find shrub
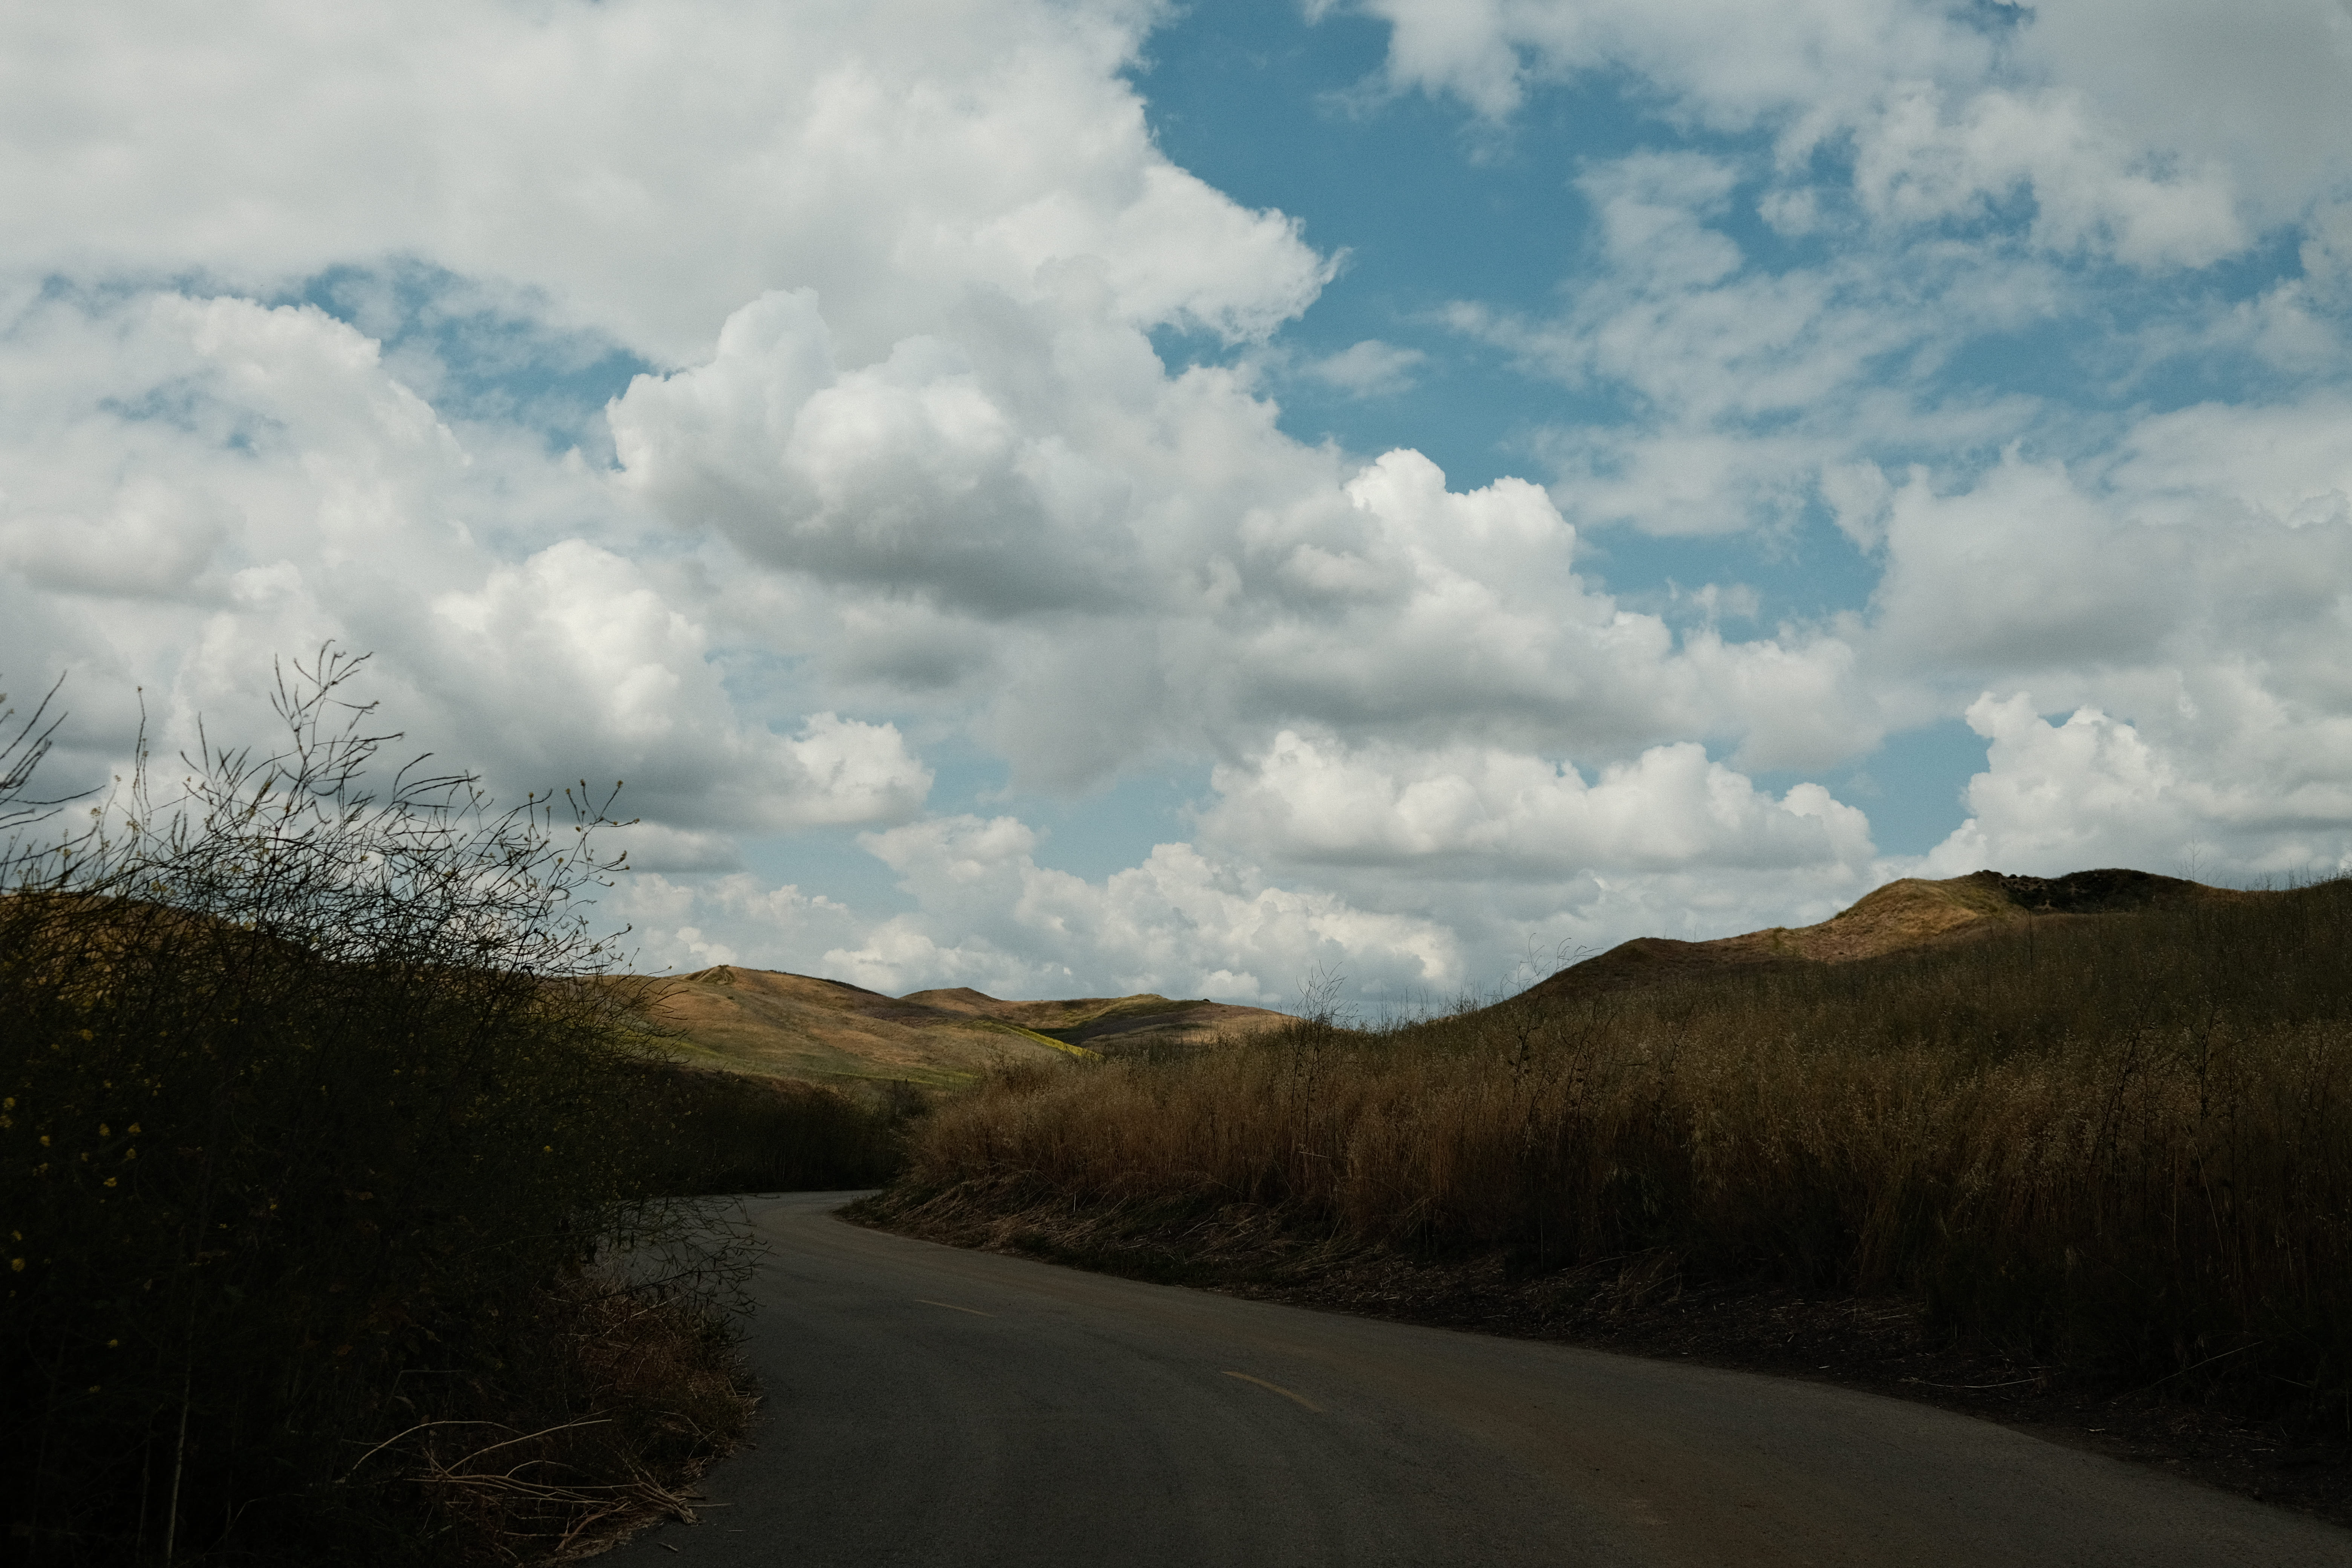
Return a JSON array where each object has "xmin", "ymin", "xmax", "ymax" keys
[
  {"xmin": 0, "ymin": 651, "xmax": 754, "ymax": 1563},
  {"xmin": 625, "ymin": 1062, "xmax": 912, "ymax": 1195}
]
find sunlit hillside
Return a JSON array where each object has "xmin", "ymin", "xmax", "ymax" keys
[
  {"xmin": 636, "ymin": 965, "xmax": 1290, "ymax": 1087},
  {"xmin": 1522, "ymin": 868, "xmax": 2245, "ymax": 1003}
]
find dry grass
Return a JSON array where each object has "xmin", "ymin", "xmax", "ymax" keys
[
  {"xmin": 891, "ymin": 877, "xmax": 2352, "ymax": 1423},
  {"xmin": 377, "ymin": 1271, "xmax": 756, "ymax": 1564}
]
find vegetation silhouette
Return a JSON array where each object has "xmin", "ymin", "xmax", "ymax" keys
[{"xmin": 0, "ymin": 650, "xmax": 897, "ymax": 1564}]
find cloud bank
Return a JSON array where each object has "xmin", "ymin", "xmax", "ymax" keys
[{"xmin": 4, "ymin": 0, "xmax": 2350, "ymax": 1003}]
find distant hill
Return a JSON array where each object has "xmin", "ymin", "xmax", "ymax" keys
[
  {"xmin": 1520, "ymin": 868, "xmax": 2255, "ymax": 1007},
  {"xmin": 634, "ymin": 965, "xmax": 1290, "ymax": 1087},
  {"xmin": 633, "ymin": 870, "xmax": 2250, "ymax": 1082}
]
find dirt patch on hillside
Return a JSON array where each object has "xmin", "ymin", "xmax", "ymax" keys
[{"xmin": 851, "ymin": 1190, "xmax": 2352, "ymax": 1531}]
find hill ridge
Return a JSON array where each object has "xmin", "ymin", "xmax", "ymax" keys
[
  {"xmin": 638, "ymin": 965, "xmax": 1288, "ymax": 1087},
  {"xmin": 1521, "ymin": 868, "xmax": 2249, "ymax": 1006}
]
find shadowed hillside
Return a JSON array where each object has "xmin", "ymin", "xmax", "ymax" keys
[
  {"xmin": 639, "ymin": 965, "xmax": 1289, "ymax": 1087},
  {"xmin": 1521, "ymin": 868, "xmax": 2247, "ymax": 1006}
]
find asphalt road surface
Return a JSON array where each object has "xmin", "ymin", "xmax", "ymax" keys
[{"xmin": 607, "ymin": 1193, "xmax": 2352, "ymax": 1567}]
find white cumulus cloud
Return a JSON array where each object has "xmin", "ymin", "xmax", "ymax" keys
[
  {"xmin": 814, "ymin": 815, "xmax": 1461, "ymax": 1004},
  {"xmin": 1203, "ymin": 731, "xmax": 1876, "ymax": 877},
  {"xmin": 1924, "ymin": 692, "xmax": 2352, "ymax": 879}
]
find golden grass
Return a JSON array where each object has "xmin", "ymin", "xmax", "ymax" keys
[
  {"xmin": 896, "ymin": 877, "xmax": 2352, "ymax": 1415},
  {"xmin": 627, "ymin": 965, "xmax": 1286, "ymax": 1087},
  {"xmin": 386, "ymin": 1271, "xmax": 755, "ymax": 1565}
]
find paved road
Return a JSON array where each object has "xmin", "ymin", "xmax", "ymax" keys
[{"xmin": 608, "ymin": 1193, "xmax": 2352, "ymax": 1567}]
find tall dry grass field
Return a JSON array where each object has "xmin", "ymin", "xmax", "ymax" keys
[{"xmin": 901, "ymin": 881, "xmax": 2352, "ymax": 1419}]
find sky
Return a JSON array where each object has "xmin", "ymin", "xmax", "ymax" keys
[{"xmin": 5, "ymin": 0, "xmax": 2352, "ymax": 1005}]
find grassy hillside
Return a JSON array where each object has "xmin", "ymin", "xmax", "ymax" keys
[
  {"xmin": 633, "ymin": 965, "xmax": 1288, "ymax": 1087},
  {"xmin": 865, "ymin": 869, "xmax": 2352, "ymax": 1431},
  {"xmin": 1522, "ymin": 868, "xmax": 2242, "ymax": 1001}
]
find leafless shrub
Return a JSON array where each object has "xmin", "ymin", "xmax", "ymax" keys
[{"xmin": 1, "ymin": 649, "xmax": 764, "ymax": 1564}]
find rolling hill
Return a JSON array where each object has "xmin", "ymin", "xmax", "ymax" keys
[
  {"xmin": 1521, "ymin": 867, "xmax": 2251, "ymax": 1006},
  {"xmin": 634, "ymin": 965, "xmax": 1290, "ymax": 1087},
  {"xmin": 627, "ymin": 870, "xmax": 2255, "ymax": 1086}
]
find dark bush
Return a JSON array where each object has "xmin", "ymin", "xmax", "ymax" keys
[
  {"xmin": 626, "ymin": 1062, "xmax": 911, "ymax": 1194},
  {"xmin": 0, "ymin": 652, "xmax": 776, "ymax": 1563}
]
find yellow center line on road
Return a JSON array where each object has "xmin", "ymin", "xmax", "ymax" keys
[
  {"xmin": 917, "ymin": 1298, "xmax": 995, "ymax": 1317},
  {"xmin": 1222, "ymin": 1370, "xmax": 1323, "ymax": 1413}
]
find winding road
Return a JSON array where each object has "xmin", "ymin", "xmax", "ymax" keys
[{"xmin": 607, "ymin": 1193, "xmax": 2352, "ymax": 1566}]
